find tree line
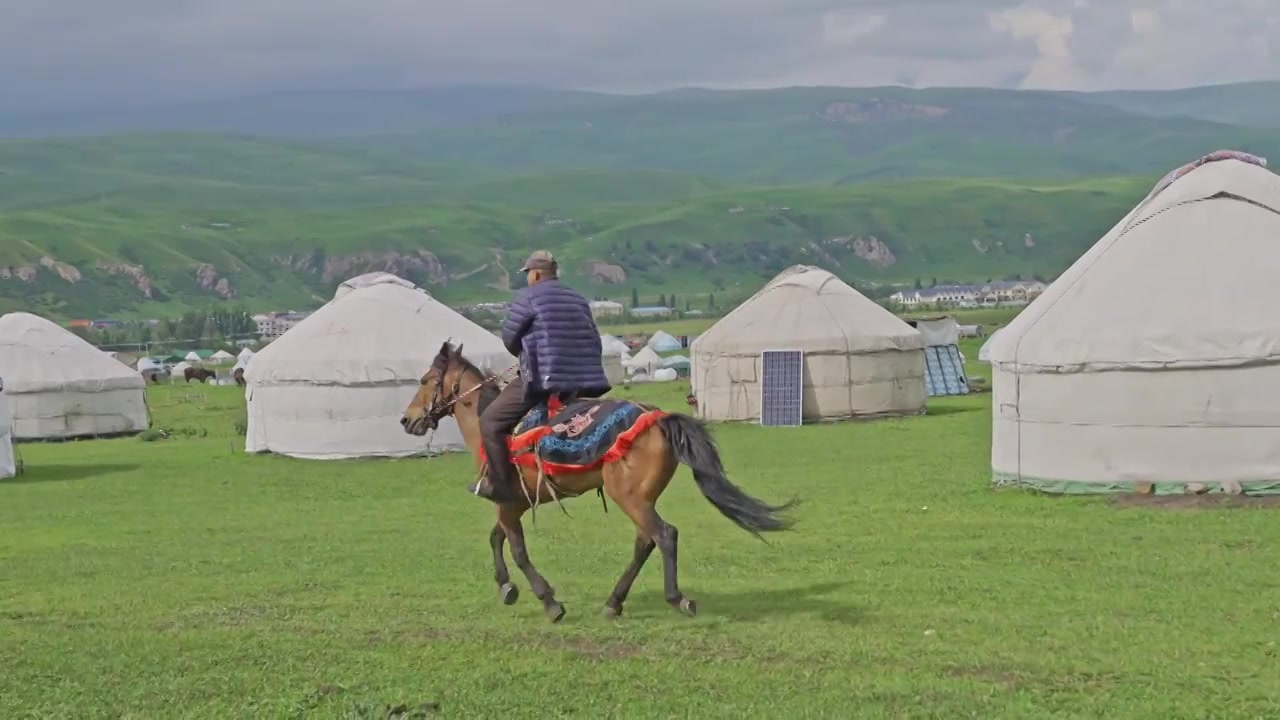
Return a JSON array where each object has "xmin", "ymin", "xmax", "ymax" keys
[{"xmin": 68, "ymin": 308, "xmax": 259, "ymax": 354}]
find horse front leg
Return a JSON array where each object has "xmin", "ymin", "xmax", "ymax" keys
[
  {"xmin": 498, "ymin": 504, "xmax": 566, "ymax": 623},
  {"xmin": 489, "ymin": 523, "xmax": 519, "ymax": 606}
]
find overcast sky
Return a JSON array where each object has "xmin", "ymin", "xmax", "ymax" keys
[{"xmin": 3, "ymin": 0, "xmax": 1277, "ymax": 113}]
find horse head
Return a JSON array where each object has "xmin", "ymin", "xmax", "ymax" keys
[{"xmin": 401, "ymin": 340, "xmax": 467, "ymax": 436}]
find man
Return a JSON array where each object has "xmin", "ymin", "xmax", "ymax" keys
[{"xmin": 473, "ymin": 250, "xmax": 611, "ymax": 503}]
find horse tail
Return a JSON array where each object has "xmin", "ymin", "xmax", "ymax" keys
[{"xmin": 657, "ymin": 413, "xmax": 796, "ymax": 538}]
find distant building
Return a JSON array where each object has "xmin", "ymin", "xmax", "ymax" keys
[
  {"xmin": 630, "ymin": 306, "xmax": 674, "ymax": 318},
  {"xmin": 589, "ymin": 300, "xmax": 625, "ymax": 317},
  {"xmin": 253, "ymin": 311, "xmax": 310, "ymax": 341},
  {"xmin": 889, "ymin": 280, "xmax": 1047, "ymax": 309}
]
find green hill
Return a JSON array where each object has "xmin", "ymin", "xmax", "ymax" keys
[
  {"xmin": 1080, "ymin": 81, "xmax": 1280, "ymax": 127},
  {"xmin": 0, "ymin": 175, "xmax": 1153, "ymax": 318},
  {"xmin": 2, "ymin": 84, "xmax": 1277, "ymax": 204},
  {"xmin": 1, "ymin": 81, "xmax": 1273, "ymax": 319}
]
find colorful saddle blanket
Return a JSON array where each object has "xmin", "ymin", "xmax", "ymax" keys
[{"xmin": 502, "ymin": 398, "xmax": 666, "ymax": 475}]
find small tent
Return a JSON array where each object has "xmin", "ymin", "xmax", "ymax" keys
[
  {"xmin": 691, "ymin": 265, "xmax": 925, "ymax": 422},
  {"xmin": 245, "ymin": 276, "xmax": 515, "ymax": 459},
  {"xmin": 0, "ymin": 312, "xmax": 149, "ymax": 439},
  {"xmin": 647, "ymin": 330, "xmax": 682, "ymax": 352},
  {"xmin": 237, "ymin": 347, "xmax": 255, "ymax": 363},
  {"xmin": 906, "ymin": 316, "xmax": 969, "ymax": 396},
  {"xmin": 626, "ymin": 346, "xmax": 664, "ymax": 375},
  {"xmin": 184, "ymin": 351, "xmax": 201, "ymax": 362},
  {"xmin": 989, "ymin": 151, "xmax": 1280, "ymax": 494},
  {"xmin": 210, "ymin": 350, "xmax": 235, "ymax": 363},
  {"xmin": 600, "ymin": 334, "xmax": 631, "ymax": 356},
  {"xmin": 0, "ymin": 376, "xmax": 14, "ymax": 478}
]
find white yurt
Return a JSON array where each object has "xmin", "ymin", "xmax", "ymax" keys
[
  {"xmin": 136, "ymin": 357, "xmax": 169, "ymax": 383},
  {"xmin": 0, "ymin": 312, "xmax": 149, "ymax": 439},
  {"xmin": 210, "ymin": 350, "xmax": 235, "ymax": 363},
  {"xmin": 170, "ymin": 361, "xmax": 192, "ymax": 380},
  {"xmin": 647, "ymin": 330, "xmax": 682, "ymax": 352},
  {"xmin": 183, "ymin": 351, "xmax": 201, "ymax": 363},
  {"xmin": 691, "ymin": 265, "xmax": 926, "ymax": 422},
  {"xmin": 236, "ymin": 347, "xmax": 255, "ymax": 364},
  {"xmin": 989, "ymin": 151, "xmax": 1280, "ymax": 494},
  {"xmin": 599, "ymin": 336, "xmax": 627, "ymax": 386},
  {"xmin": 626, "ymin": 346, "xmax": 664, "ymax": 376},
  {"xmin": 244, "ymin": 276, "xmax": 515, "ymax": 459},
  {"xmin": 600, "ymin": 334, "xmax": 631, "ymax": 356},
  {"xmin": 0, "ymin": 375, "xmax": 14, "ymax": 478},
  {"xmin": 977, "ymin": 328, "xmax": 1004, "ymax": 364},
  {"xmin": 334, "ymin": 271, "xmax": 417, "ymax": 299}
]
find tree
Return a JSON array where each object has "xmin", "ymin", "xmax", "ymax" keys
[
  {"xmin": 930, "ymin": 277, "xmax": 938, "ymax": 287},
  {"xmin": 658, "ymin": 293, "xmax": 667, "ymax": 307},
  {"xmin": 630, "ymin": 287, "xmax": 639, "ymax": 307},
  {"xmin": 913, "ymin": 278, "xmax": 923, "ymax": 290},
  {"xmin": 669, "ymin": 292, "xmax": 677, "ymax": 309},
  {"xmin": 707, "ymin": 292, "xmax": 716, "ymax": 309},
  {"xmin": 685, "ymin": 300, "xmax": 691, "ymax": 311}
]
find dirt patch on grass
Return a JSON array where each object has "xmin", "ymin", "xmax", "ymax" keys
[
  {"xmin": 545, "ymin": 635, "xmax": 644, "ymax": 660},
  {"xmin": 1111, "ymin": 494, "xmax": 1280, "ymax": 510}
]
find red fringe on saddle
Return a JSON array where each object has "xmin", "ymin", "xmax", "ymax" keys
[{"xmin": 480, "ymin": 405, "xmax": 668, "ymax": 476}]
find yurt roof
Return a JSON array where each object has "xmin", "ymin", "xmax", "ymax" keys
[
  {"xmin": 334, "ymin": 272, "xmax": 419, "ymax": 299},
  {"xmin": 989, "ymin": 155, "xmax": 1280, "ymax": 372},
  {"xmin": 692, "ymin": 265, "xmax": 923, "ymax": 356},
  {"xmin": 0, "ymin": 312, "xmax": 147, "ymax": 394},
  {"xmin": 248, "ymin": 281, "xmax": 514, "ymax": 385}
]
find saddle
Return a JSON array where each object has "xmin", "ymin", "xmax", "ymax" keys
[{"xmin": 499, "ymin": 397, "xmax": 666, "ymax": 475}]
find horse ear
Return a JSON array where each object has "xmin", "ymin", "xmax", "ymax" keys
[
  {"xmin": 438, "ymin": 340, "xmax": 452, "ymax": 359},
  {"xmin": 452, "ymin": 343, "xmax": 464, "ymax": 359}
]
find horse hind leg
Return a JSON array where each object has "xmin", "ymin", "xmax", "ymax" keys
[
  {"xmin": 498, "ymin": 504, "xmax": 566, "ymax": 623},
  {"xmin": 603, "ymin": 437, "xmax": 695, "ymax": 618}
]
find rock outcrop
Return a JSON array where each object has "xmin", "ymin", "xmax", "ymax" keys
[
  {"xmin": 585, "ymin": 260, "xmax": 627, "ymax": 284},
  {"xmin": 195, "ymin": 263, "xmax": 236, "ymax": 299},
  {"xmin": 98, "ymin": 262, "xmax": 154, "ymax": 298}
]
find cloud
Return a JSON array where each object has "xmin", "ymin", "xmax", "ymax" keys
[{"xmin": 0, "ymin": 0, "xmax": 1276, "ymax": 114}]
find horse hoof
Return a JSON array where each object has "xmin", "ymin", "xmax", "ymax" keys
[
  {"xmin": 498, "ymin": 582, "xmax": 520, "ymax": 606},
  {"xmin": 678, "ymin": 598, "xmax": 697, "ymax": 617},
  {"xmin": 601, "ymin": 604, "xmax": 622, "ymax": 619},
  {"xmin": 546, "ymin": 602, "xmax": 566, "ymax": 623}
]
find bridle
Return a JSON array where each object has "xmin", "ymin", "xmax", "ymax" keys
[{"xmin": 423, "ymin": 363, "xmax": 515, "ymax": 427}]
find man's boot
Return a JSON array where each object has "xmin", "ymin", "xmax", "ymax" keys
[{"xmin": 471, "ymin": 441, "xmax": 518, "ymax": 503}]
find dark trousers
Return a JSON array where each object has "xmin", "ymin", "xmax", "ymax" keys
[{"xmin": 479, "ymin": 376, "xmax": 538, "ymax": 489}]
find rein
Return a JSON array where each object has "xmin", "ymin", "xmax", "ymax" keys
[{"xmin": 431, "ymin": 364, "xmax": 516, "ymax": 417}]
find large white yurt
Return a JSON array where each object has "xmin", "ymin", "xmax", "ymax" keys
[
  {"xmin": 0, "ymin": 312, "xmax": 149, "ymax": 439},
  {"xmin": 244, "ymin": 276, "xmax": 515, "ymax": 459},
  {"xmin": 691, "ymin": 265, "xmax": 926, "ymax": 422},
  {"xmin": 1, "ymin": 375, "xmax": 14, "ymax": 478},
  {"xmin": 989, "ymin": 151, "xmax": 1280, "ymax": 494}
]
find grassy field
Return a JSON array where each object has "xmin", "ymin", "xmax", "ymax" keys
[{"xmin": 4, "ymin": 348, "xmax": 1279, "ymax": 717}]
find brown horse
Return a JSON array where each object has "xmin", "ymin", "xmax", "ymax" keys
[
  {"xmin": 400, "ymin": 341, "xmax": 795, "ymax": 622},
  {"xmin": 184, "ymin": 366, "xmax": 216, "ymax": 383},
  {"xmin": 233, "ymin": 367, "xmax": 245, "ymax": 387}
]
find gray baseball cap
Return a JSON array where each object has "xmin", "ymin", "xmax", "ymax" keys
[{"xmin": 519, "ymin": 249, "xmax": 557, "ymax": 272}]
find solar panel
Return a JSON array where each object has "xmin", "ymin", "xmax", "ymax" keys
[
  {"xmin": 760, "ymin": 349, "xmax": 804, "ymax": 427},
  {"xmin": 923, "ymin": 345, "xmax": 970, "ymax": 396}
]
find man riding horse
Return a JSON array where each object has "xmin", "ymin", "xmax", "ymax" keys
[{"xmin": 473, "ymin": 250, "xmax": 610, "ymax": 504}]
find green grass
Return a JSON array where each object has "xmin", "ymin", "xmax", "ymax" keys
[{"xmin": 4, "ymin": 372, "xmax": 1279, "ymax": 717}]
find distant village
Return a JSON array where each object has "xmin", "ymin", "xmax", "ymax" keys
[
  {"xmin": 887, "ymin": 279, "xmax": 1048, "ymax": 309},
  {"xmin": 65, "ymin": 279, "xmax": 1045, "ymax": 353}
]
